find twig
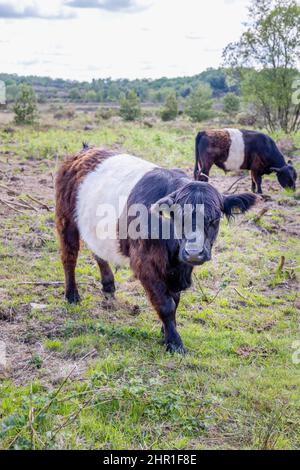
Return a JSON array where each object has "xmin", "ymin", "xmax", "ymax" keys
[
  {"xmin": 0, "ymin": 183, "xmax": 19, "ymax": 194},
  {"xmin": 15, "ymin": 281, "xmax": 65, "ymax": 286},
  {"xmin": 49, "ymin": 396, "xmax": 94, "ymax": 442},
  {"xmin": 206, "ymin": 287, "xmax": 222, "ymax": 305},
  {"xmin": 5, "ymin": 200, "xmax": 35, "ymax": 211},
  {"xmin": 233, "ymin": 287, "xmax": 250, "ymax": 301},
  {"xmin": 25, "ymin": 194, "xmax": 51, "ymax": 211},
  {"xmin": 0, "ymin": 199, "xmax": 26, "ymax": 214},
  {"xmin": 277, "ymin": 256, "xmax": 286, "ymax": 274},
  {"xmin": 224, "ymin": 175, "xmax": 248, "ymax": 194},
  {"xmin": 253, "ymin": 207, "xmax": 269, "ymax": 224},
  {"xmin": 19, "ymin": 198, "xmax": 39, "ymax": 212}
]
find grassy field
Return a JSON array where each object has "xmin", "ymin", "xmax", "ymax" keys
[{"xmin": 0, "ymin": 109, "xmax": 299, "ymax": 450}]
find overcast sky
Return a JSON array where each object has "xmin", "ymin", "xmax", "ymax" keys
[{"xmin": 0, "ymin": 0, "xmax": 249, "ymax": 81}]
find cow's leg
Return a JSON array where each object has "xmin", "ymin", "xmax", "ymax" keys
[
  {"xmin": 251, "ymin": 170, "xmax": 257, "ymax": 193},
  {"xmin": 94, "ymin": 255, "xmax": 115, "ymax": 296},
  {"xmin": 256, "ymin": 175, "xmax": 263, "ymax": 194},
  {"xmin": 251, "ymin": 170, "xmax": 263, "ymax": 194},
  {"xmin": 141, "ymin": 277, "xmax": 185, "ymax": 353},
  {"xmin": 160, "ymin": 292, "xmax": 180, "ymax": 337},
  {"xmin": 57, "ymin": 220, "xmax": 80, "ymax": 304}
]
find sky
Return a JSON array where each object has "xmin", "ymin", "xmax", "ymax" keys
[{"xmin": 0, "ymin": 0, "xmax": 249, "ymax": 81}]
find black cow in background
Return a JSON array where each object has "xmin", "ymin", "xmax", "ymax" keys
[{"xmin": 194, "ymin": 129, "xmax": 297, "ymax": 194}]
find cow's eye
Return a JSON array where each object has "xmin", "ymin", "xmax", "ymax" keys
[{"xmin": 161, "ymin": 209, "xmax": 171, "ymax": 220}]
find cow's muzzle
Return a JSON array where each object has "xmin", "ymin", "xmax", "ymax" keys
[{"xmin": 180, "ymin": 247, "xmax": 211, "ymax": 266}]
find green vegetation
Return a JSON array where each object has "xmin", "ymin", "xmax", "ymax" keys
[
  {"xmin": 223, "ymin": 0, "xmax": 300, "ymax": 132},
  {"xmin": 0, "ymin": 68, "xmax": 229, "ymax": 105},
  {"xmin": 185, "ymin": 84, "xmax": 214, "ymax": 122},
  {"xmin": 160, "ymin": 92, "xmax": 178, "ymax": 122},
  {"xmin": 119, "ymin": 90, "xmax": 141, "ymax": 122},
  {"xmin": 13, "ymin": 84, "xmax": 38, "ymax": 125},
  {"xmin": 223, "ymin": 93, "xmax": 240, "ymax": 117},
  {"xmin": 0, "ymin": 110, "xmax": 299, "ymax": 449}
]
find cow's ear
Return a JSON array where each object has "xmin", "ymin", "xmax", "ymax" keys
[
  {"xmin": 270, "ymin": 167, "xmax": 281, "ymax": 173},
  {"xmin": 151, "ymin": 191, "xmax": 177, "ymax": 215},
  {"xmin": 222, "ymin": 193, "xmax": 256, "ymax": 219}
]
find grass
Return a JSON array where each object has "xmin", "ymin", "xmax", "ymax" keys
[{"xmin": 0, "ymin": 110, "xmax": 299, "ymax": 450}]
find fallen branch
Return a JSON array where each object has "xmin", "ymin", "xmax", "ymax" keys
[
  {"xmin": 25, "ymin": 194, "xmax": 51, "ymax": 211},
  {"xmin": 206, "ymin": 287, "xmax": 222, "ymax": 305},
  {"xmin": 0, "ymin": 183, "xmax": 19, "ymax": 194},
  {"xmin": 19, "ymin": 198, "xmax": 39, "ymax": 212},
  {"xmin": 224, "ymin": 175, "xmax": 248, "ymax": 194},
  {"xmin": 0, "ymin": 199, "xmax": 27, "ymax": 214},
  {"xmin": 15, "ymin": 281, "xmax": 64, "ymax": 286},
  {"xmin": 5, "ymin": 199, "xmax": 35, "ymax": 211},
  {"xmin": 253, "ymin": 207, "xmax": 269, "ymax": 224},
  {"xmin": 233, "ymin": 287, "xmax": 250, "ymax": 301},
  {"xmin": 12, "ymin": 280, "xmax": 92, "ymax": 286}
]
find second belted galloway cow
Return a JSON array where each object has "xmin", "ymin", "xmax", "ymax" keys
[
  {"xmin": 194, "ymin": 129, "xmax": 297, "ymax": 194},
  {"xmin": 56, "ymin": 147, "xmax": 256, "ymax": 353}
]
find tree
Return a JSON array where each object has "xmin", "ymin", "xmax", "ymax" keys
[
  {"xmin": 185, "ymin": 84, "xmax": 213, "ymax": 122},
  {"xmin": 161, "ymin": 91, "xmax": 178, "ymax": 121},
  {"xmin": 13, "ymin": 84, "xmax": 38, "ymax": 124},
  {"xmin": 84, "ymin": 90, "xmax": 98, "ymax": 102},
  {"xmin": 223, "ymin": 0, "xmax": 300, "ymax": 132},
  {"xmin": 223, "ymin": 93, "xmax": 240, "ymax": 117},
  {"xmin": 6, "ymin": 83, "xmax": 18, "ymax": 102},
  {"xmin": 69, "ymin": 87, "xmax": 82, "ymax": 100},
  {"xmin": 119, "ymin": 90, "xmax": 141, "ymax": 121}
]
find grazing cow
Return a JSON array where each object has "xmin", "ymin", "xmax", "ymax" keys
[
  {"xmin": 56, "ymin": 148, "xmax": 256, "ymax": 353},
  {"xmin": 194, "ymin": 129, "xmax": 297, "ymax": 194}
]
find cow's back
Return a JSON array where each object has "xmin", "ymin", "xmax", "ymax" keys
[{"xmin": 75, "ymin": 154, "xmax": 157, "ymax": 265}]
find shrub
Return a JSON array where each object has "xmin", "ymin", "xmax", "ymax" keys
[
  {"xmin": 95, "ymin": 106, "xmax": 115, "ymax": 121},
  {"xmin": 13, "ymin": 84, "xmax": 38, "ymax": 125},
  {"xmin": 160, "ymin": 91, "xmax": 178, "ymax": 121},
  {"xmin": 119, "ymin": 90, "xmax": 141, "ymax": 121},
  {"xmin": 236, "ymin": 112, "xmax": 257, "ymax": 126},
  {"xmin": 223, "ymin": 93, "xmax": 240, "ymax": 116},
  {"xmin": 185, "ymin": 84, "xmax": 213, "ymax": 122}
]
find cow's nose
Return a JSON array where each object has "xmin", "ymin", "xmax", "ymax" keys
[{"xmin": 181, "ymin": 248, "xmax": 210, "ymax": 265}]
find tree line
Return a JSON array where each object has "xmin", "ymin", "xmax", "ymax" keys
[{"xmin": 2, "ymin": 0, "xmax": 299, "ymax": 132}]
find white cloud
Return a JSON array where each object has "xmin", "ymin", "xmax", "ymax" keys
[
  {"xmin": 0, "ymin": 1, "xmax": 74, "ymax": 19},
  {"xmin": 0, "ymin": 0, "xmax": 249, "ymax": 80}
]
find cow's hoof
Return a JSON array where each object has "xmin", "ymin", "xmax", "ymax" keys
[
  {"xmin": 102, "ymin": 280, "xmax": 116, "ymax": 294},
  {"xmin": 65, "ymin": 290, "xmax": 81, "ymax": 304},
  {"xmin": 103, "ymin": 291, "xmax": 115, "ymax": 301},
  {"xmin": 166, "ymin": 342, "xmax": 187, "ymax": 355}
]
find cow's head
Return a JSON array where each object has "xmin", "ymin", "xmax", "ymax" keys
[
  {"xmin": 152, "ymin": 182, "xmax": 256, "ymax": 266},
  {"xmin": 271, "ymin": 161, "xmax": 297, "ymax": 191}
]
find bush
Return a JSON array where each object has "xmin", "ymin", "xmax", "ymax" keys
[
  {"xmin": 185, "ymin": 84, "xmax": 213, "ymax": 122},
  {"xmin": 223, "ymin": 93, "xmax": 240, "ymax": 116},
  {"xmin": 53, "ymin": 105, "xmax": 76, "ymax": 120},
  {"xmin": 236, "ymin": 112, "xmax": 257, "ymax": 127},
  {"xmin": 119, "ymin": 90, "xmax": 141, "ymax": 121},
  {"xmin": 95, "ymin": 107, "xmax": 115, "ymax": 121},
  {"xmin": 160, "ymin": 91, "xmax": 178, "ymax": 121},
  {"xmin": 13, "ymin": 84, "xmax": 38, "ymax": 125}
]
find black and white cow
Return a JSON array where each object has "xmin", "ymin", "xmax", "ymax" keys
[
  {"xmin": 194, "ymin": 129, "xmax": 297, "ymax": 194},
  {"xmin": 56, "ymin": 148, "xmax": 256, "ymax": 353}
]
